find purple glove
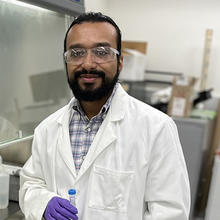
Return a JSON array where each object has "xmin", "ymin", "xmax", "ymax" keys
[{"xmin": 44, "ymin": 196, "xmax": 78, "ymax": 220}]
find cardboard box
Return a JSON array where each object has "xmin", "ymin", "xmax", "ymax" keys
[
  {"xmin": 168, "ymin": 76, "xmax": 196, "ymax": 117},
  {"xmin": 122, "ymin": 41, "xmax": 147, "ymax": 54},
  {"xmin": 119, "ymin": 41, "xmax": 147, "ymax": 81}
]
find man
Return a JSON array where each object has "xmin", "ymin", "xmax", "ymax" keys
[{"xmin": 19, "ymin": 12, "xmax": 190, "ymax": 220}]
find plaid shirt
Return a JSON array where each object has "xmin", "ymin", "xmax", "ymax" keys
[{"xmin": 69, "ymin": 84, "xmax": 118, "ymax": 172}]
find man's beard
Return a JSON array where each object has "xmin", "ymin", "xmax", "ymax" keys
[{"xmin": 67, "ymin": 68, "xmax": 119, "ymax": 102}]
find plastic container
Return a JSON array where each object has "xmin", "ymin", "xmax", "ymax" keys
[
  {"xmin": 68, "ymin": 189, "xmax": 76, "ymax": 207},
  {"xmin": 0, "ymin": 155, "xmax": 10, "ymax": 209}
]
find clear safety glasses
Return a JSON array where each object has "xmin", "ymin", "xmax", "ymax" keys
[{"xmin": 63, "ymin": 46, "xmax": 119, "ymax": 65}]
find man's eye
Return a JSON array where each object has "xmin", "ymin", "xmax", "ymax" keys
[
  {"xmin": 71, "ymin": 50, "xmax": 84, "ymax": 57},
  {"xmin": 95, "ymin": 49, "xmax": 109, "ymax": 57}
]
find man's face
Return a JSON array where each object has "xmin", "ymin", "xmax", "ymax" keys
[{"xmin": 65, "ymin": 22, "xmax": 123, "ymax": 101}]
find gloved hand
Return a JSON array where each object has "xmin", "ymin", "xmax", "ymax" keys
[{"xmin": 44, "ymin": 196, "xmax": 78, "ymax": 220}]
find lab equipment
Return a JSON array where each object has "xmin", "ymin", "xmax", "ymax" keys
[
  {"xmin": 0, "ymin": 0, "xmax": 84, "ymax": 142},
  {"xmin": 68, "ymin": 189, "xmax": 76, "ymax": 207},
  {"xmin": 29, "ymin": 70, "xmax": 70, "ymax": 104},
  {"xmin": 0, "ymin": 155, "xmax": 10, "ymax": 209}
]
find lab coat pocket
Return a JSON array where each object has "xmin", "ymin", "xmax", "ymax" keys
[{"xmin": 88, "ymin": 165, "xmax": 134, "ymax": 213}]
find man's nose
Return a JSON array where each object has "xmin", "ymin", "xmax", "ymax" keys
[{"xmin": 81, "ymin": 52, "xmax": 97, "ymax": 70}]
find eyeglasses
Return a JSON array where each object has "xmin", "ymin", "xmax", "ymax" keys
[{"xmin": 63, "ymin": 46, "xmax": 119, "ymax": 65}]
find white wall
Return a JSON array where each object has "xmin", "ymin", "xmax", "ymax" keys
[
  {"xmin": 85, "ymin": 0, "xmax": 220, "ymax": 96},
  {"xmin": 84, "ymin": 0, "xmax": 107, "ymax": 12}
]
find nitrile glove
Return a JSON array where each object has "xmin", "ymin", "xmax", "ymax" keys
[{"xmin": 44, "ymin": 196, "xmax": 78, "ymax": 220}]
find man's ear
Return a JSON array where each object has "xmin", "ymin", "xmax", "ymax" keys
[{"xmin": 118, "ymin": 55, "xmax": 123, "ymax": 73}]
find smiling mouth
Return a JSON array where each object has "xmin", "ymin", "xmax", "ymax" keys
[{"xmin": 79, "ymin": 74, "xmax": 100, "ymax": 83}]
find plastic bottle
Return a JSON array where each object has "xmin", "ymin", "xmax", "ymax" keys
[
  {"xmin": 68, "ymin": 189, "xmax": 76, "ymax": 207},
  {"xmin": 0, "ymin": 155, "xmax": 10, "ymax": 209}
]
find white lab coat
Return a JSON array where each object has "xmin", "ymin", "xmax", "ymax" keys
[{"xmin": 19, "ymin": 84, "xmax": 190, "ymax": 220}]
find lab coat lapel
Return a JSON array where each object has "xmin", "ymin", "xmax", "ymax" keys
[
  {"xmin": 77, "ymin": 116, "xmax": 116, "ymax": 178},
  {"xmin": 77, "ymin": 84, "xmax": 127, "ymax": 178},
  {"xmin": 57, "ymin": 104, "xmax": 77, "ymax": 178}
]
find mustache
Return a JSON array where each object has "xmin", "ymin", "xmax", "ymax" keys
[{"xmin": 74, "ymin": 69, "xmax": 105, "ymax": 80}]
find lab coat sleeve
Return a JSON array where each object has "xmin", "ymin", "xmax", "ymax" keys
[
  {"xmin": 144, "ymin": 118, "xmax": 191, "ymax": 220},
  {"xmin": 19, "ymin": 129, "xmax": 57, "ymax": 220}
]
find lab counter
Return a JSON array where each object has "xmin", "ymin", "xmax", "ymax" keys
[{"xmin": 0, "ymin": 201, "xmax": 23, "ymax": 220}]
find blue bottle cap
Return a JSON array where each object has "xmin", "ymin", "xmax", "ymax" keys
[{"xmin": 68, "ymin": 189, "xmax": 76, "ymax": 195}]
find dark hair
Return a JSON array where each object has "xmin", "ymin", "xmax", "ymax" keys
[{"xmin": 63, "ymin": 12, "xmax": 122, "ymax": 58}]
